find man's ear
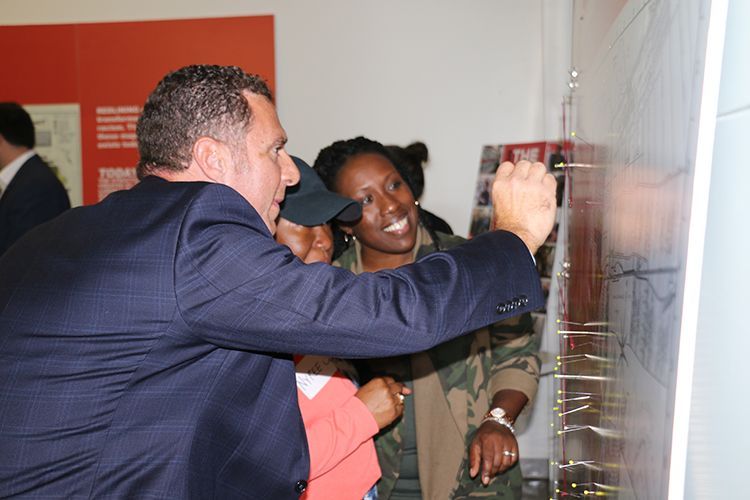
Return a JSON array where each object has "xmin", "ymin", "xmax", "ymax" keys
[{"xmin": 193, "ymin": 137, "xmax": 229, "ymax": 181}]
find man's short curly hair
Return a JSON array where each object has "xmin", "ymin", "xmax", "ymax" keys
[
  {"xmin": 136, "ymin": 65, "xmax": 273, "ymax": 180},
  {"xmin": 312, "ymin": 136, "xmax": 416, "ymax": 196}
]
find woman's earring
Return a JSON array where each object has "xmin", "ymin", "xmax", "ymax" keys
[{"xmin": 414, "ymin": 200, "xmax": 420, "ymax": 206}]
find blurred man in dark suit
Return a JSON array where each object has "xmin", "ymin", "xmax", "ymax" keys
[{"xmin": 0, "ymin": 102, "xmax": 71, "ymax": 255}]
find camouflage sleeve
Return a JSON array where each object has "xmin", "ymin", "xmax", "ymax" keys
[{"xmin": 488, "ymin": 312, "xmax": 541, "ymax": 403}]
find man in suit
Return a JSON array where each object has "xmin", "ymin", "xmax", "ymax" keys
[
  {"xmin": 0, "ymin": 102, "xmax": 71, "ymax": 255},
  {"xmin": 0, "ymin": 65, "xmax": 556, "ymax": 498}
]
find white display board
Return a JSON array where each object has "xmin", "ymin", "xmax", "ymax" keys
[{"xmin": 555, "ymin": 0, "xmax": 726, "ymax": 498}]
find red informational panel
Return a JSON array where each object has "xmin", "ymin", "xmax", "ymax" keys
[
  {"xmin": 0, "ymin": 25, "xmax": 79, "ymax": 104},
  {"xmin": 1, "ymin": 16, "xmax": 275, "ymax": 204}
]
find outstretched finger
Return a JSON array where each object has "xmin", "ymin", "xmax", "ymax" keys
[
  {"xmin": 492, "ymin": 446, "xmax": 504, "ymax": 477},
  {"xmin": 468, "ymin": 439, "xmax": 482, "ymax": 478},
  {"xmin": 480, "ymin": 440, "xmax": 496, "ymax": 485}
]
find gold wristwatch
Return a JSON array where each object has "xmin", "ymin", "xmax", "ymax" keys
[{"xmin": 482, "ymin": 407, "xmax": 516, "ymax": 435}]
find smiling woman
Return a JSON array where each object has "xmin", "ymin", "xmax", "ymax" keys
[
  {"xmin": 333, "ymin": 152, "xmax": 420, "ymax": 270},
  {"xmin": 314, "ymin": 136, "xmax": 542, "ymax": 500},
  {"xmin": 275, "ymin": 156, "xmax": 410, "ymax": 500}
]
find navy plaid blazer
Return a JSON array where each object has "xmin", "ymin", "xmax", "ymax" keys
[{"xmin": 0, "ymin": 176, "xmax": 542, "ymax": 498}]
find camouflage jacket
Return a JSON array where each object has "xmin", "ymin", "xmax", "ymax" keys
[{"xmin": 334, "ymin": 227, "xmax": 541, "ymax": 499}]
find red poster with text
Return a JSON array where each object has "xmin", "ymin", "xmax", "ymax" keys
[{"xmin": 1, "ymin": 16, "xmax": 275, "ymax": 204}]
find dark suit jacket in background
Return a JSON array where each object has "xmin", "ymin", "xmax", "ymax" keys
[
  {"xmin": 0, "ymin": 153, "xmax": 71, "ymax": 254},
  {"xmin": 0, "ymin": 176, "xmax": 542, "ymax": 499}
]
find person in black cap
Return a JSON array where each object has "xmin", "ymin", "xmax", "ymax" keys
[
  {"xmin": 276, "ymin": 156, "xmax": 360, "ymax": 264},
  {"xmin": 276, "ymin": 156, "xmax": 410, "ymax": 500}
]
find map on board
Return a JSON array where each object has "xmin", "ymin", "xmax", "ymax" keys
[{"xmin": 553, "ymin": 1, "xmax": 714, "ymax": 498}]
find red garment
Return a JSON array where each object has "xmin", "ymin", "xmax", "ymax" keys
[{"xmin": 295, "ymin": 355, "xmax": 380, "ymax": 500}]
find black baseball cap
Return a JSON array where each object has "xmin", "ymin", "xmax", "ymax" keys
[{"xmin": 280, "ymin": 156, "xmax": 362, "ymax": 226}]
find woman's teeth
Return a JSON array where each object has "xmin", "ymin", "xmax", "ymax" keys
[{"xmin": 383, "ymin": 217, "xmax": 407, "ymax": 233}]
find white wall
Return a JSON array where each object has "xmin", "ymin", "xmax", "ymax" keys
[
  {"xmin": 3, "ymin": 0, "xmax": 570, "ymax": 236},
  {"xmin": 685, "ymin": 0, "xmax": 750, "ymax": 497}
]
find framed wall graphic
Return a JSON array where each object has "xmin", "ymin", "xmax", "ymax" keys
[{"xmin": 25, "ymin": 103, "xmax": 83, "ymax": 207}]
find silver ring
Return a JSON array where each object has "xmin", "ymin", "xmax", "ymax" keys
[
  {"xmin": 397, "ymin": 393, "xmax": 405, "ymax": 403},
  {"xmin": 502, "ymin": 450, "xmax": 517, "ymax": 457}
]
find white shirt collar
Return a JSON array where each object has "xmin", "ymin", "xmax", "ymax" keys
[{"xmin": 0, "ymin": 150, "xmax": 36, "ymax": 196}]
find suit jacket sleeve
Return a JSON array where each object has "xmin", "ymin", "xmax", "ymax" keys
[{"xmin": 174, "ymin": 184, "xmax": 544, "ymax": 358}]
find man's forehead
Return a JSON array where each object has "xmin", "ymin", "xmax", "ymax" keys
[
  {"xmin": 244, "ymin": 91, "xmax": 274, "ymax": 110},
  {"xmin": 245, "ymin": 93, "xmax": 284, "ymax": 133}
]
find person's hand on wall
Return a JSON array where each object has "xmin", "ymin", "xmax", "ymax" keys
[
  {"xmin": 492, "ymin": 160, "xmax": 557, "ymax": 254},
  {"xmin": 355, "ymin": 376, "xmax": 411, "ymax": 429}
]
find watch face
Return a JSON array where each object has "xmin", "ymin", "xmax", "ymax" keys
[{"xmin": 490, "ymin": 407, "xmax": 507, "ymax": 419}]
